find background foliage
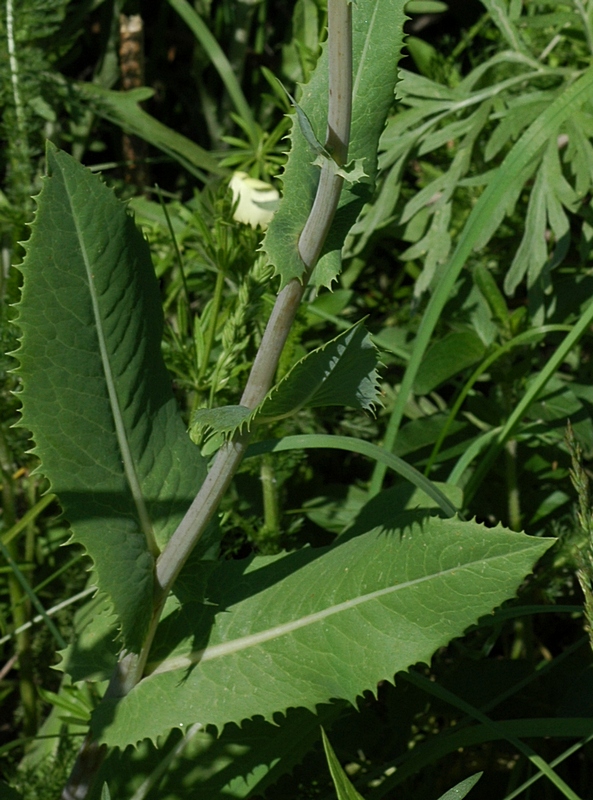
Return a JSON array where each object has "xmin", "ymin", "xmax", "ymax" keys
[{"xmin": 2, "ymin": 1, "xmax": 593, "ymax": 799}]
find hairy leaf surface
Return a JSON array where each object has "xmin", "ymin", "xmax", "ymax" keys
[
  {"xmin": 263, "ymin": 0, "xmax": 407, "ymax": 288},
  {"xmin": 15, "ymin": 147, "xmax": 209, "ymax": 651},
  {"xmin": 91, "ymin": 518, "xmax": 551, "ymax": 747}
]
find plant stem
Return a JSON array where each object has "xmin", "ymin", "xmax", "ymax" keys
[
  {"xmin": 0, "ymin": 430, "xmax": 37, "ymax": 737},
  {"xmin": 260, "ymin": 454, "xmax": 281, "ymax": 549},
  {"xmin": 62, "ymin": 3, "xmax": 352, "ymax": 797},
  {"xmin": 505, "ymin": 438, "xmax": 521, "ymax": 532},
  {"xmin": 199, "ymin": 266, "xmax": 225, "ymax": 388},
  {"xmin": 156, "ymin": 0, "xmax": 352, "ymax": 598}
]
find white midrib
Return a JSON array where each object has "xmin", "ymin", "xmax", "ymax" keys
[
  {"xmin": 70, "ymin": 199, "xmax": 159, "ymax": 559},
  {"xmin": 146, "ymin": 545, "xmax": 538, "ymax": 677}
]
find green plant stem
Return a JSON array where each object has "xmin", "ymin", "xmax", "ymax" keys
[
  {"xmin": 505, "ymin": 438, "xmax": 521, "ymax": 532},
  {"xmin": 156, "ymin": 0, "xmax": 352, "ymax": 597},
  {"xmin": 260, "ymin": 453, "xmax": 281, "ymax": 545},
  {"xmin": 0, "ymin": 430, "xmax": 37, "ymax": 737},
  {"xmin": 200, "ymin": 267, "xmax": 225, "ymax": 389},
  {"xmin": 0, "ymin": 492, "xmax": 56, "ymax": 546},
  {"xmin": 423, "ymin": 325, "xmax": 571, "ymax": 477},
  {"xmin": 5, "ymin": 0, "xmax": 27, "ymax": 149},
  {"xmin": 62, "ymin": 3, "xmax": 352, "ymax": 797}
]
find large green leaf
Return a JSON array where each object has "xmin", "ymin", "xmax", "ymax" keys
[
  {"xmin": 263, "ymin": 0, "xmax": 407, "ymax": 288},
  {"xmin": 91, "ymin": 518, "xmax": 552, "ymax": 747},
  {"xmin": 95, "ymin": 705, "xmax": 347, "ymax": 799},
  {"xmin": 15, "ymin": 146, "xmax": 209, "ymax": 651}
]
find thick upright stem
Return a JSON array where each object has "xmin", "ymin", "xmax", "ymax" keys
[
  {"xmin": 63, "ymin": 3, "xmax": 353, "ymax": 797},
  {"xmin": 156, "ymin": 0, "xmax": 352, "ymax": 600}
]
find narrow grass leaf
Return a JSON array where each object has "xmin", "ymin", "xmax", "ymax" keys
[{"xmin": 321, "ymin": 729, "xmax": 365, "ymax": 800}]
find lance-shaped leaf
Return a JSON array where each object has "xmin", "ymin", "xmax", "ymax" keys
[
  {"xmin": 91, "ymin": 517, "xmax": 552, "ymax": 747},
  {"xmin": 15, "ymin": 146, "xmax": 209, "ymax": 651},
  {"xmin": 191, "ymin": 321, "xmax": 379, "ymax": 439},
  {"xmin": 262, "ymin": 0, "xmax": 407, "ymax": 289}
]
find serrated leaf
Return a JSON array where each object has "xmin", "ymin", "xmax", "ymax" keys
[
  {"xmin": 263, "ymin": 0, "xmax": 407, "ymax": 289},
  {"xmin": 91, "ymin": 518, "xmax": 552, "ymax": 748},
  {"xmin": 15, "ymin": 146, "xmax": 209, "ymax": 651},
  {"xmin": 193, "ymin": 322, "xmax": 380, "ymax": 439},
  {"xmin": 253, "ymin": 321, "xmax": 379, "ymax": 421},
  {"xmin": 191, "ymin": 405, "xmax": 251, "ymax": 439}
]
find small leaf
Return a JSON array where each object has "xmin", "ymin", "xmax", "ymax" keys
[
  {"xmin": 321, "ymin": 729, "xmax": 365, "ymax": 800},
  {"xmin": 100, "ymin": 783, "xmax": 111, "ymax": 800},
  {"xmin": 252, "ymin": 321, "xmax": 380, "ymax": 423},
  {"xmin": 193, "ymin": 323, "xmax": 380, "ymax": 440},
  {"xmin": 437, "ymin": 772, "xmax": 483, "ymax": 800},
  {"xmin": 190, "ymin": 405, "xmax": 251, "ymax": 439},
  {"xmin": 312, "ymin": 154, "xmax": 369, "ymax": 184},
  {"xmin": 413, "ymin": 330, "xmax": 486, "ymax": 395}
]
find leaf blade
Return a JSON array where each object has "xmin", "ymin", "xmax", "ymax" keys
[
  {"xmin": 15, "ymin": 147, "xmax": 209, "ymax": 650},
  {"xmin": 92, "ymin": 519, "xmax": 552, "ymax": 746}
]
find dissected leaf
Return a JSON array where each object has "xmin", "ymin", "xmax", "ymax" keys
[
  {"xmin": 263, "ymin": 0, "xmax": 407, "ymax": 288},
  {"xmin": 15, "ymin": 146, "xmax": 209, "ymax": 651},
  {"xmin": 91, "ymin": 518, "xmax": 552, "ymax": 747},
  {"xmin": 505, "ymin": 137, "xmax": 578, "ymax": 296}
]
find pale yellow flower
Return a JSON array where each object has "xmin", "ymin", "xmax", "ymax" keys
[{"xmin": 229, "ymin": 171, "xmax": 279, "ymax": 229}]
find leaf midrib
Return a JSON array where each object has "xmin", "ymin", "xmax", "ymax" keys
[
  {"xmin": 146, "ymin": 540, "xmax": 540, "ymax": 677},
  {"xmin": 68, "ymin": 188, "xmax": 159, "ymax": 559}
]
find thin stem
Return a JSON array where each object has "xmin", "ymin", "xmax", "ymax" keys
[
  {"xmin": 505, "ymin": 438, "xmax": 521, "ymax": 532},
  {"xmin": 199, "ymin": 267, "xmax": 225, "ymax": 387},
  {"xmin": 5, "ymin": 0, "xmax": 26, "ymax": 143},
  {"xmin": 260, "ymin": 454, "xmax": 281, "ymax": 548}
]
